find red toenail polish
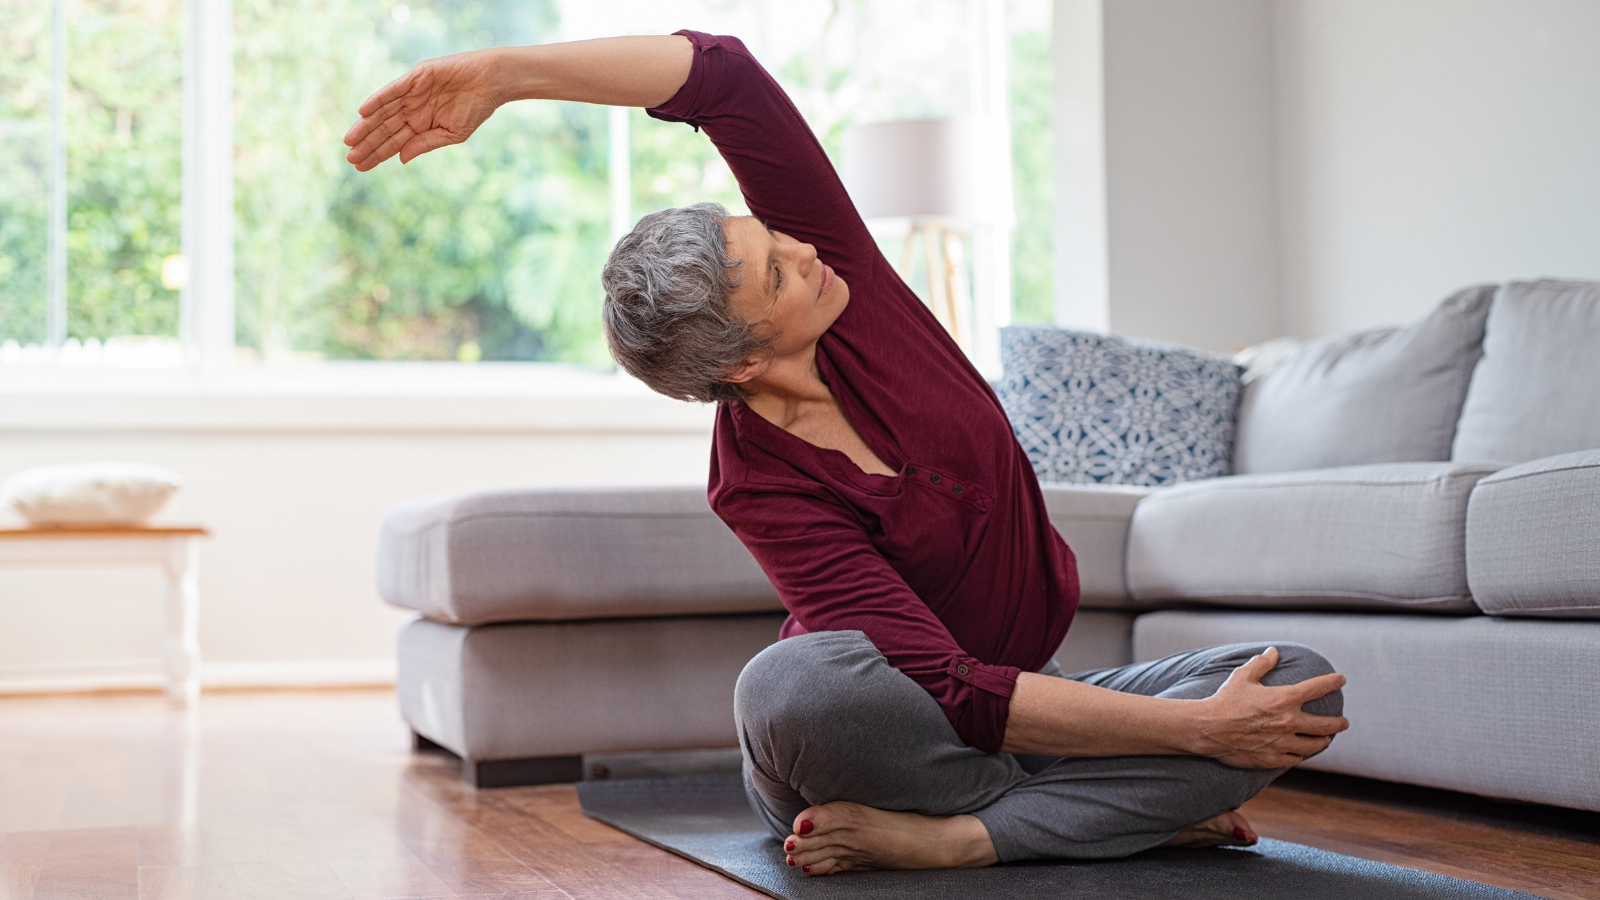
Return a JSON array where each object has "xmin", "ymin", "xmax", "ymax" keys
[
  {"xmin": 803, "ymin": 866, "xmax": 811, "ymax": 873},
  {"xmin": 785, "ymin": 840, "xmax": 795, "ymax": 852},
  {"xmin": 1234, "ymin": 827, "xmax": 1248, "ymax": 839},
  {"xmin": 799, "ymin": 820, "xmax": 814, "ymax": 835},
  {"xmin": 787, "ymin": 857, "xmax": 796, "ymax": 867}
]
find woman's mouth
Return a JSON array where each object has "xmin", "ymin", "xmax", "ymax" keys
[{"xmin": 817, "ymin": 263, "xmax": 835, "ymax": 302}]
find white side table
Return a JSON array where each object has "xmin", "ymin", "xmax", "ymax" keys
[{"xmin": 0, "ymin": 525, "xmax": 209, "ymax": 707}]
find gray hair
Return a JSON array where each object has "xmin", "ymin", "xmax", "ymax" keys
[{"xmin": 601, "ymin": 202, "xmax": 771, "ymax": 404}]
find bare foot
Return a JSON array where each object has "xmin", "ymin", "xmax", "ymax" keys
[
  {"xmin": 781, "ymin": 801, "xmax": 999, "ymax": 876},
  {"xmin": 1161, "ymin": 808, "xmax": 1259, "ymax": 849}
]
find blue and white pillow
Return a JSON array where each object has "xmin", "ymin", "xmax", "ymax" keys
[{"xmin": 999, "ymin": 327, "xmax": 1242, "ymax": 486}]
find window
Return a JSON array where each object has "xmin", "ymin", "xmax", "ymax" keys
[
  {"xmin": 1008, "ymin": 0, "xmax": 1053, "ymax": 324},
  {"xmin": 0, "ymin": 0, "xmax": 1051, "ymax": 379},
  {"xmin": 0, "ymin": 0, "xmax": 185, "ymax": 366}
]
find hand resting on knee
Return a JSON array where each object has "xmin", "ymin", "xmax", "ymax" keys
[{"xmin": 1002, "ymin": 647, "xmax": 1348, "ymax": 767}]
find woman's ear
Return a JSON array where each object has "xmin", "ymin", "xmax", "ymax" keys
[{"xmin": 721, "ymin": 350, "xmax": 771, "ymax": 386}]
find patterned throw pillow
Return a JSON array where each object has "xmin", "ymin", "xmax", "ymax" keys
[{"xmin": 999, "ymin": 327, "xmax": 1242, "ymax": 486}]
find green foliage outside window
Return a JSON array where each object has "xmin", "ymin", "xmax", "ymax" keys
[
  {"xmin": 0, "ymin": 0, "xmax": 183, "ymax": 345},
  {"xmin": 0, "ymin": 1, "xmax": 51, "ymax": 345},
  {"xmin": 1010, "ymin": 27, "xmax": 1053, "ymax": 324},
  {"xmin": 2, "ymin": 0, "xmax": 1053, "ymax": 362},
  {"xmin": 235, "ymin": 0, "xmax": 743, "ymax": 364},
  {"xmin": 236, "ymin": 0, "xmax": 617, "ymax": 363}
]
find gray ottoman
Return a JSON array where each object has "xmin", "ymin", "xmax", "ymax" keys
[
  {"xmin": 377, "ymin": 482, "xmax": 1147, "ymax": 786},
  {"xmin": 378, "ymin": 485, "xmax": 786, "ymax": 786}
]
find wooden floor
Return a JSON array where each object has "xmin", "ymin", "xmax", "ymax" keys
[{"xmin": 0, "ymin": 689, "xmax": 1595, "ymax": 899}]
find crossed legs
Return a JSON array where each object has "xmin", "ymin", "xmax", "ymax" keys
[{"xmin": 733, "ymin": 630, "xmax": 1342, "ymax": 870}]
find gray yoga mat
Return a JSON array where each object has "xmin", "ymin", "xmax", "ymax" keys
[{"xmin": 577, "ymin": 776, "xmax": 1541, "ymax": 900}]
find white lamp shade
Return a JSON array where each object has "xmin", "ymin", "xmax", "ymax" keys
[{"xmin": 841, "ymin": 117, "xmax": 1014, "ymax": 226}]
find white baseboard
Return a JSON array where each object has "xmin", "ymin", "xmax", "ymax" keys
[
  {"xmin": 203, "ymin": 659, "xmax": 396, "ymax": 689},
  {"xmin": 0, "ymin": 658, "xmax": 396, "ymax": 696},
  {"xmin": 0, "ymin": 659, "xmax": 167, "ymax": 695}
]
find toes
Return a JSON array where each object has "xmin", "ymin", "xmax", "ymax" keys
[
  {"xmin": 1223, "ymin": 810, "xmax": 1258, "ymax": 845},
  {"xmin": 792, "ymin": 801, "xmax": 856, "ymax": 839},
  {"xmin": 802, "ymin": 856, "xmax": 848, "ymax": 876},
  {"xmin": 791, "ymin": 806, "xmax": 825, "ymax": 838},
  {"xmin": 789, "ymin": 843, "xmax": 848, "ymax": 868}
]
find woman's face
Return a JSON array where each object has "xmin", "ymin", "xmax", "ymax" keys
[{"xmin": 722, "ymin": 215, "xmax": 850, "ymax": 366}]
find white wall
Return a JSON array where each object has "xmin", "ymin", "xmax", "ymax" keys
[
  {"xmin": 1274, "ymin": 0, "xmax": 1600, "ymax": 336},
  {"xmin": 0, "ymin": 388, "xmax": 713, "ymax": 693},
  {"xmin": 1052, "ymin": 0, "xmax": 1111, "ymax": 333},
  {"xmin": 1102, "ymin": 0, "xmax": 1280, "ymax": 352},
  {"xmin": 1053, "ymin": 0, "xmax": 1600, "ymax": 348},
  {"xmin": 1053, "ymin": 0, "xmax": 1281, "ymax": 353}
]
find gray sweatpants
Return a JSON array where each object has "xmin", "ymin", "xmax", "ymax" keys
[{"xmin": 733, "ymin": 631, "xmax": 1343, "ymax": 862}]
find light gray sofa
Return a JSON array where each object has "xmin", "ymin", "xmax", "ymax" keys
[{"xmin": 379, "ymin": 278, "xmax": 1600, "ymax": 809}]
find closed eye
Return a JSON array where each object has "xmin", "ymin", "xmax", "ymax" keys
[{"xmin": 764, "ymin": 221, "xmax": 783, "ymax": 297}]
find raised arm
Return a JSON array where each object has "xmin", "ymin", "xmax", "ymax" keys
[
  {"xmin": 347, "ymin": 32, "xmax": 877, "ymax": 279},
  {"xmin": 344, "ymin": 35, "xmax": 693, "ymax": 171},
  {"xmin": 646, "ymin": 32, "xmax": 875, "ymax": 274}
]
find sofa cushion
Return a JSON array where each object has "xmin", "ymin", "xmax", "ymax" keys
[
  {"xmin": 999, "ymin": 327, "xmax": 1241, "ymax": 487},
  {"xmin": 1126, "ymin": 463, "xmax": 1500, "ymax": 612},
  {"xmin": 1053, "ymin": 609, "xmax": 1135, "ymax": 673},
  {"xmin": 1039, "ymin": 482, "xmax": 1151, "ymax": 609},
  {"xmin": 1453, "ymin": 280, "xmax": 1600, "ymax": 464},
  {"xmin": 1133, "ymin": 611, "xmax": 1600, "ymax": 812},
  {"xmin": 1466, "ymin": 449, "xmax": 1600, "ymax": 619},
  {"xmin": 1233, "ymin": 285, "xmax": 1493, "ymax": 475},
  {"xmin": 378, "ymin": 486, "xmax": 781, "ymax": 626}
]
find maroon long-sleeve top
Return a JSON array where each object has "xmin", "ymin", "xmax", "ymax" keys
[{"xmin": 650, "ymin": 31, "xmax": 1079, "ymax": 754}]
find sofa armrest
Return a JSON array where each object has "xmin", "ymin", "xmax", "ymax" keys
[
  {"xmin": 1039, "ymin": 482, "xmax": 1153, "ymax": 608},
  {"xmin": 377, "ymin": 485, "xmax": 781, "ymax": 626}
]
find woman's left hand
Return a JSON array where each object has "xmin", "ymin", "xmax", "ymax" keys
[
  {"xmin": 344, "ymin": 49, "xmax": 504, "ymax": 171},
  {"xmin": 1190, "ymin": 647, "xmax": 1349, "ymax": 768}
]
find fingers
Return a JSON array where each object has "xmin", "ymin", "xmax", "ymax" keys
[
  {"xmin": 343, "ymin": 103, "xmax": 401, "ymax": 153},
  {"xmin": 346, "ymin": 108, "xmax": 418, "ymax": 169},
  {"xmin": 1226, "ymin": 646, "xmax": 1279, "ymax": 687},
  {"xmin": 1282, "ymin": 733, "xmax": 1333, "ymax": 758},
  {"xmin": 398, "ymin": 128, "xmax": 460, "ymax": 164},
  {"xmin": 1290, "ymin": 671, "xmax": 1347, "ymax": 702},
  {"xmin": 345, "ymin": 76, "xmax": 416, "ymax": 154},
  {"xmin": 352, "ymin": 123, "xmax": 419, "ymax": 172},
  {"xmin": 1293, "ymin": 710, "xmax": 1350, "ymax": 736},
  {"xmin": 358, "ymin": 71, "xmax": 415, "ymax": 118}
]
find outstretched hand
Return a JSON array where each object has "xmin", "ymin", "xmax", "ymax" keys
[
  {"xmin": 1193, "ymin": 647, "xmax": 1349, "ymax": 768},
  {"xmin": 344, "ymin": 49, "xmax": 503, "ymax": 171}
]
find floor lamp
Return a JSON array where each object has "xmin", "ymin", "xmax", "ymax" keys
[
  {"xmin": 897, "ymin": 219, "xmax": 972, "ymax": 348},
  {"xmin": 841, "ymin": 118, "xmax": 1002, "ymax": 356}
]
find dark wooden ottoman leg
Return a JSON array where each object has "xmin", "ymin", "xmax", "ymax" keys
[
  {"xmin": 463, "ymin": 755, "xmax": 584, "ymax": 788},
  {"xmin": 412, "ymin": 731, "xmax": 457, "ymax": 756}
]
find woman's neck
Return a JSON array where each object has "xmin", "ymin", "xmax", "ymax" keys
[{"xmin": 740, "ymin": 342, "xmax": 834, "ymax": 430}]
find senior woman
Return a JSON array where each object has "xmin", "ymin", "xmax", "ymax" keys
[{"xmin": 346, "ymin": 31, "xmax": 1348, "ymax": 876}]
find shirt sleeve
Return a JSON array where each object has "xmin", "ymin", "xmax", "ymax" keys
[
  {"xmin": 717, "ymin": 484, "xmax": 1021, "ymax": 754},
  {"xmin": 647, "ymin": 31, "xmax": 877, "ymax": 278}
]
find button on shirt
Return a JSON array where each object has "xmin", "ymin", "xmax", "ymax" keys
[{"xmin": 651, "ymin": 31, "xmax": 1080, "ymax": 754}]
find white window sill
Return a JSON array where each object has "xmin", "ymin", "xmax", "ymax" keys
[{"xmin": 0, "ymin": 362, "xmax": 716, "ymax": 434}]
